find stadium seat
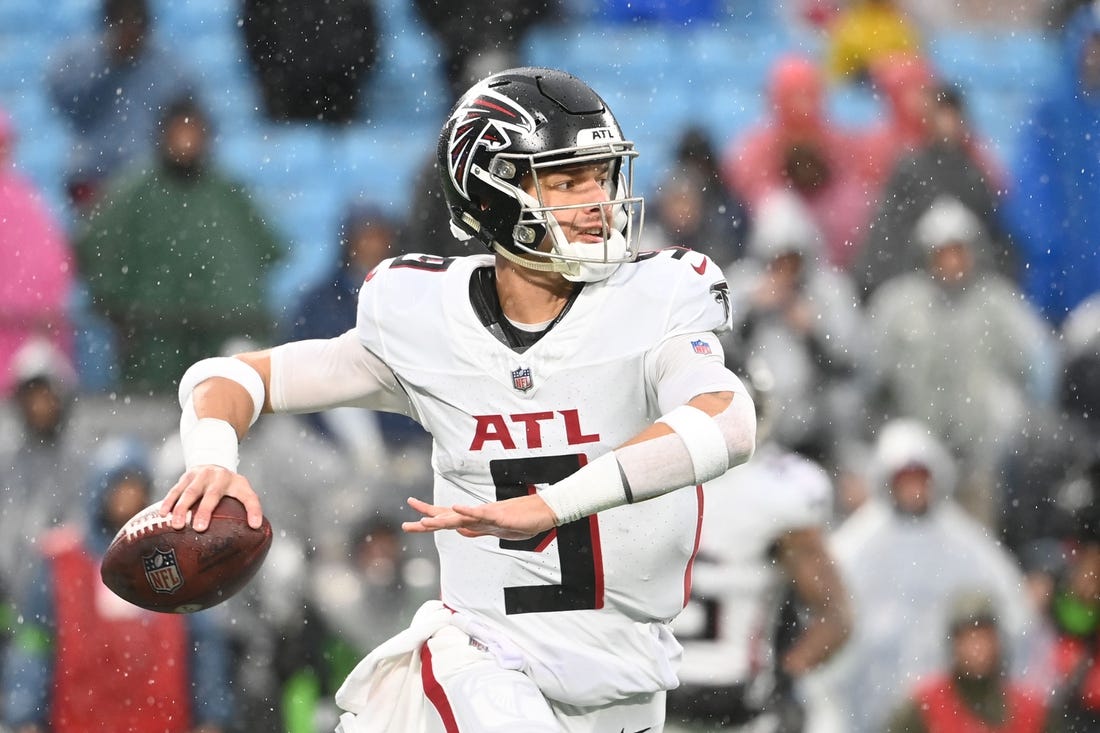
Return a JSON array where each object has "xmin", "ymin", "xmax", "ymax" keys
[
  {"xmin": 930, "ymin": 30, "xmax": 1055, "ymax": 93},
  {"xmin": 829, "ymin": 84, "xmax": 881, "ymax": 129},
  {"xmin": 153, "ymin": 0, "xmax": 239, "ymax": 41}
]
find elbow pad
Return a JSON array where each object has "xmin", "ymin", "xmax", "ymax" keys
[{"xmin": 539, "ymin": 394, "xmax": 756, "ymax": 525}]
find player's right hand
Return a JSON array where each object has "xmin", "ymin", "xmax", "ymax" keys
[
  {"xmin": 159, "ymin": 466, "xmax": 263, "ymax": 532},
  {"xmin": 402, "ymin": 494, "xmax": 557, "ymax": 540}
]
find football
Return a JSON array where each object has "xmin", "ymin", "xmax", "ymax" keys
[{"xmin": 100, "ymin": 497, "xmax": 273, "ymax": 613}]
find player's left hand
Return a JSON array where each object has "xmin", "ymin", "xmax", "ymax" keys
[{"xmin": 402, "ymin": 495, "xmax": 557, "ymax": 540}]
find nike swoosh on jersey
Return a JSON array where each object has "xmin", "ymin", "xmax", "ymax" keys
[
  {"xmin": 619, "ymin": 728, "xmax": 652, "ymax": 733},
  {"xmin": 692, "ymin": 257, "xmax": 707, "ymax": 275}
]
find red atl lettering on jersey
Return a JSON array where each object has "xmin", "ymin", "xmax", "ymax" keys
[
  {"xmin": 509, "ymin": 411, "xmax": 554, "ymax": 448},
  {"xmin": 560, "ymin": 409, "xmax": 599, "ymax": 444},
  {"xmin": 469, "ymin": 409, "xmax": 600, "ymax": 450}
]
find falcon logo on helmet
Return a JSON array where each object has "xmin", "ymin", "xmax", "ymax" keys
[{"xmin": 446, "ymin": 90, "xmax": 537, "ymax": 201}]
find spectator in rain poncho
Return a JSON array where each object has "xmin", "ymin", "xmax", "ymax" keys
[
  {"xmin": 412, "ymin": 0, "xmax": 560, "ymax": 99},
  {"xmin": 865, "ymin": 195, "xmax": 1057, "ymax": 523},
  {"xmin": 0, "ymin": 339, "xmax": 82, "ymax": 604},
  {"xmin": 0, "ymin": 110, "xmax": 73, "ymax": 397},
  {"xmin": 801, "ymin": 419, "xmax": 1050, "ymax": 733},
  {"xmin": 1004, "ymin": 3, "xmax": 1100, "ymax": 325},
  {"xmin": 857, "ymin": 53, "xmax": 936, "ymax": 192},
  {"xmin": 723, "ymin": 190, "xmax": 864, "ymax": 466},
  {"xmin": 721, "ymin": 55, "xmax": 871, "ymax": 271}
]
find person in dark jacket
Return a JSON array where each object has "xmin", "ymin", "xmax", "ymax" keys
[
  {"xmin": 75, "ymin": 96, "xmax": 283, "ymax": 393},
  {"xmin": 413, "ymin": 0, "xmax": 560, "ymax": 98},
  {"xmin": 241, "ymin": 0, "xmax": 380, "ymax": 124},
  {"xmin": 857, "ymin": 83, "xmax": 1013, "ymax": 299}
]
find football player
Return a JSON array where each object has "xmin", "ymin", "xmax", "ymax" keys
[
  {"xmin": 160, "ymin": 67, "xmax": 757, "ymax": 732},
  {"xmin": 665, "ymin": 361, "xmax": 852, "ymax": 732}
]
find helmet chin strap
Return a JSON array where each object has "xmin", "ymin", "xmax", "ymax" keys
[
  {"xmin": 491, "ymin": 230, "xmax": 626, "ymax": 282},
  {"xmin": 559, "ymin": 229, "xmax": 627, "ymax": 283},
  {"xmin": 491, "ymin": 241, "xmax": 563, "ymax": 273},
  {"xmin": 451, "ymin": 215, "xmax": 568, "ymax": 274}
]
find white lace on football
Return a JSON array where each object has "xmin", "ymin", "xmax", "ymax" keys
[{"xmin": 116, "ymin": 503, "xmax": 190, "ymax": 543}]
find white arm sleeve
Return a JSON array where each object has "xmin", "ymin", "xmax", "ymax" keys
[
  {"xmin": 269, "ymin": 329, "xmax": 416, "ymax": 417},
  {"xmin": 540, "ymin": 333, "xmax": 757, "ymax": 525},
  {"xmin": 648, "ymin": 332, "xmax": 746, "ymax": 413}
]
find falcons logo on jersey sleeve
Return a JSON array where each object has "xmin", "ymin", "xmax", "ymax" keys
[{"xmin": 446, "ymin": 89, "xmax": 537, "ymax": 200}]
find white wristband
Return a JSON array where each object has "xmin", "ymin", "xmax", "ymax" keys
[
  {"xmin": 538, "ymin": 452, "xmax": 627, "ymax": 526},
  {"xmin": 178, "ymin": 356, "xmax": 266, "ymax": 426},
  {"xmin": 182, "ymin": 416, "xmax": 240, "ymax": 472},
  {"xmin": 656, "ymin": 404, "xmax": 731, "ymax": 483}
]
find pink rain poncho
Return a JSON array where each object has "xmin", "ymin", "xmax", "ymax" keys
[{"xmin": 0, "ymin": 111, "xmax": 74, "ymax": 396}]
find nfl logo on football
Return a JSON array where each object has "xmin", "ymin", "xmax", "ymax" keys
[
  {"xmin": 143, "ymin": 547, "xmax": 184, "ymax": 594},
  {"xmin": 691, "ymin": 339, "xmax": 712, "ymax": 355},
  {"xmin": 511, "ymin": 367, "xmax": 533, "ymax": 392}
]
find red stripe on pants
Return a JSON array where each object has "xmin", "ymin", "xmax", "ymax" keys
[{"xmin": 420, "ymin": 641, "xmax": 460, "ymax": 732}]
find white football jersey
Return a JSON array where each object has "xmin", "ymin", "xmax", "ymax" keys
[
  {"xmin": 673, "ymin": 442, "xmax": 832, "ymax": 688},
  {"xmin": 355, "ymin": 249, "xmax": 733, "ymax": 704}
]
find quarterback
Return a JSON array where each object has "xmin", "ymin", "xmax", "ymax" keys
[{"xmin": 160, "ymin": 67, "xmax": 756, "ymax": 732}]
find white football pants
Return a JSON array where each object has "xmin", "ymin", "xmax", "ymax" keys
[{"xmin": 337, "ymin": 624, "xmax": 665, "ymax": 732}]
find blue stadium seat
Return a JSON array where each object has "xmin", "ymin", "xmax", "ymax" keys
[
  {"xmin": 829, "ymin": 84, "xmax": 881, "ymax": 129},
  {"xmin": 251, "ymin": 125, "xmax": 337, "ymax": 187},
  {"xmin": 52, "ymin": 0, "xmax": 98, "ymax": 35},
  {"xmin": 364, "ymin": 70, "xmax": 449, "ymax": 129},
  {"xmin": 267, "ymin": 189, "xmax": 343, "ymax": 307},
  {"xmin": 686, "ymin": 27, "xmax": 788, "ymax": 86},
  {"xmin": 969, "ymin": 87, "xmax": 1033, "ymax": 164},
  {"xmin": 215, "ymin": 127, "xmax": 271, "ymax": 184},
  {"xmin": 696, "ymin": 87, "xmax": 763, "ymax": 145},
  {"xmin": 930, "ymin": 30, "xmax": 1055, "ymax": 93},
  {"xmin": 0, "ymin": 43, "xmax": 45, "ymax": 94},
  {"xmin": 3, "ymin": 89, "xmax": 70, "ymax": 187},
  {"xmin": 154, "ymin": 0, "xmax": 239, "ymax": 41},
  {"xmin": 1, "ymin": 0, "xmax": 44, "ymax": 34},
  {"xmin": 523, "ymin": 26, "xmax": 573, "ymax": 68},
  {"xmin": 336, "ymin": 126, "xmax": 434, "ymax": 209},
  {"xmin": 569, "ymin": 25, "xmax": 675, "ymax": 78}
]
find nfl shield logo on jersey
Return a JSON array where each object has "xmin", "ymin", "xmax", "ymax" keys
[
  {"xmin": 691, "ymin": 339, "xmax": 712, "ymax": 355},
  {"xmin": 511, "ymin": 367, "xmax": 533, "ymax": 392},
  {"xmin": 143, "ymin": 548, "xmax": 184, "ymax": 594}
]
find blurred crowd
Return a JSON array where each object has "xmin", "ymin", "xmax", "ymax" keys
[{"xmin": 2, "ymin": 0, "xmax": 1100, "ymax": 730}]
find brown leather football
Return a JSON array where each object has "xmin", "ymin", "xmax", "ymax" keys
[{"xmin": 100, "ymin": 497, "xmax": 272, "ymax": 613}]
